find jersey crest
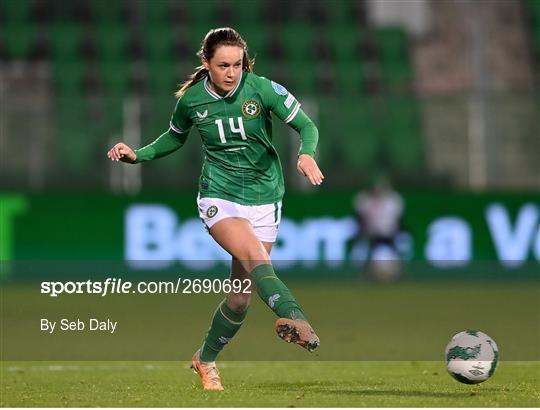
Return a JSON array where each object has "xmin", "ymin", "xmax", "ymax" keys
[{"xmin": 242, "ymin": 100, "xmax": 261, "ymax": 118}]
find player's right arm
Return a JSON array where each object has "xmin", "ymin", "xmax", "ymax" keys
[
  {"xmin": 107, "ymin": 96, "xmax": 193, "ymax": 164},
  {"xmin": 107, "ymin": 142, "xmax": 137, "ymax": 163}
]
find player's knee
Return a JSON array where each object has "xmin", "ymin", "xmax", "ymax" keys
[
  {"xmin": 234, "ymin": 243, "xmax": 271, "ymax": 272},
  {"xmin": 245, "ymin": 245, "xmax": 270, "ymax": 264}
]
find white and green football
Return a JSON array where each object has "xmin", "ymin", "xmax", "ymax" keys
[{"xmin": 445, "ymin": 330, "xmax": 499, "ymax": 384}]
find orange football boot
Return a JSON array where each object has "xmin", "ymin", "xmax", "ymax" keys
[{"xmin": 190, "ymin": 350, "xmax": 224, "ymax": 391}]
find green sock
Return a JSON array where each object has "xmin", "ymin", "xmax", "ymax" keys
[
  {"xmin": 251, "ymin": 264, "xmax": 307, "ymax": 321},
  {"xmin": 200, "ymin": 300, "xmax": 247, "ymax": 363}
]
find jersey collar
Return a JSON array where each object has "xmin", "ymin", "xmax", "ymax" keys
[{"xmin": 203, "ymin": 71, "xmax": 243, "ymax": 100}]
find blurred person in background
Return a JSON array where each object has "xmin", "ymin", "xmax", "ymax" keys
[
  {"xmin": 353, "ymin": 176, "xmax": 406, "ymax": 281},
  {"xmin": 107, "ymin": 27, "xmax": 324, "ymax": 391}
]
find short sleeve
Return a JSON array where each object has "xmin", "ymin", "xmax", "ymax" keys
[
  {"xmin": 169, "ymin": 96, "xmax": 193, "ymax": 135},
  {"xmin": 259, "ymin": 77, "xmax": 301, "ymax": 124}
]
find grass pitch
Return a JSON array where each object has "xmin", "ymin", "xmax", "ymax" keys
[
  {"xmin": 3, "ymin": 281, "xmax": 539, "ymax": 361},
  {"xmin": 1, "ymin": 361, "xmax": 539, "ymax": 407},
  {"xmin": 2, "ymin": 281, "xmax": 539, "ymax": 406}
]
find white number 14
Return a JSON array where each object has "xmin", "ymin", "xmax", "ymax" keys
[{"xmin": 214, "ymin": 117, "xmax": 247, "ymax": 143}]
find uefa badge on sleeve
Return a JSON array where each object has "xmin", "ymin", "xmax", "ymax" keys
[
  {"xmin": 271, "ymin": 81, "xmax": 288, "ymax": 95},
  {"xmin": 242, "ymin": 100, "xmax": 261, "ymax": 119}
]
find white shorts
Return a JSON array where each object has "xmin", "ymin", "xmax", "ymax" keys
[{"xmin": 197, "ymin": 196, "xmax": 282, "ymax": 243}]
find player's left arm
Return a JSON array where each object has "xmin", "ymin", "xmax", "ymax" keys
[
  {"xmin": 259, "ymin": 77, "xmax": 324, "ymax": 186},
  {"xmin": 287, "ymin": 110, "xmax": 324, "ymax": 186}
]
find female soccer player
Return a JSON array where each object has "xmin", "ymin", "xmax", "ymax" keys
[{"xmin": 107, "ymin": 27, "xmax": 324, "ymax": 391}]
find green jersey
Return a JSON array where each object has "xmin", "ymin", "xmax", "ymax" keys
[{"xmin": 135, "ymin": 71, "xmax": 318, "ymax": 205}]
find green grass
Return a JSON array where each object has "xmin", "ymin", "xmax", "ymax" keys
[
  {"xmin": 2, "ymin": 281, "xmax": 539, "ymax": 406},
  {"xmin": 2, "ymin": 282, "xmax": 539, "ymax": 361},
  {"xmin": 1, "ymin": 361, "xmax": 539, "ymax": 407}
]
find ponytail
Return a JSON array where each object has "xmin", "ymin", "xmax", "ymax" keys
[{"xmin": 175, "ymin": 65, "xmax": 208, "ymax": 98}]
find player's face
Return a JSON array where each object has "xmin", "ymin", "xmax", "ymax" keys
[{"xmin": 204, "ymin": 45, "xmax": 244, "ymax": 95}]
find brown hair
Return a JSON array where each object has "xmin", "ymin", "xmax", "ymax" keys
[{"xmin": 175, "ymin": 27, "xmax": 254, "ymax": 98}]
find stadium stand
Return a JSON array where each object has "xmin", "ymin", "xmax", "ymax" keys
[
  {"xmin": 528, "ymin": 0, "xmax": 540, "ymax": 72},
  {"xmin": 0, "ymin": 0, "xmax": 423, "ymax": 176}
]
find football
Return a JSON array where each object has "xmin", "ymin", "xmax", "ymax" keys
[{"xmin": 445, "ymin": 331, "xmax": 499, "ymax": 384}]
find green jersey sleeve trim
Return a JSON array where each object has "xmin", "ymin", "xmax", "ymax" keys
[
  {"xmin": 169, "ymin": 121, "xmax": 186, "ymax": 134},
  {"xmin": 133, "ymin": 129, "xmax": 188, "ymax": 163},
  {"xmin": 170, "ymin": 95, "xmax": 193, "ymax": 135},
  {"xmin": 288, "ymin": 108, "xmax": 319, "ymax": 157},
  {"xmin": 284, "ymin": 101, "xmax": 301, "ymax": 123}
]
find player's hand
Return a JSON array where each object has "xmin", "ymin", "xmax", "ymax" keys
[
  {"xmin": 107, "ymin": 143, "xmax": 136, "ymax": 163},
  {"xmin": 297, "ymin": 154, "xmax": 324, "ymax": 186}
]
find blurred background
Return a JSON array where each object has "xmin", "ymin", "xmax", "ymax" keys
[
  {"xmin": 0, "ymin": 0, "xmax": 538, "ymax": 362},
  {"xmin": 1, "ymin": 0, "xmax": 538, "ymax": 275},
  {"xmin": 1, "ymin": 0, "xmax": 538, "ymax": 192}
]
